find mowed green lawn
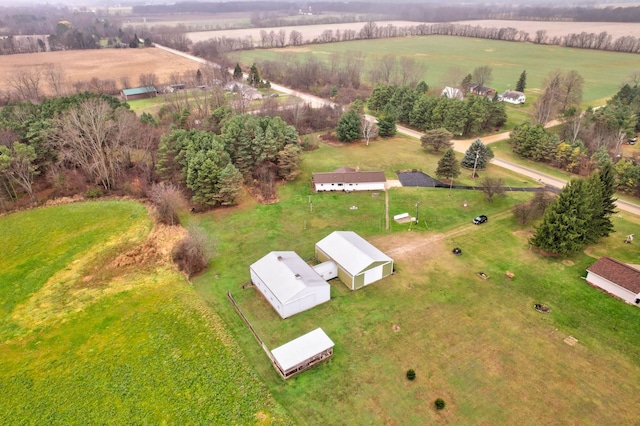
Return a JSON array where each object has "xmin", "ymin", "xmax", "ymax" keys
[
  {"xmin": 191, "ymin": 136, "xmax": 640, "ymax": 424},
  {"xmin": 0, "ymin": 201, "xmax": 291, "ymax": 424},
  {"xmin": 231, "ymin": 35, "xmax": 639, "ymax": 106}
]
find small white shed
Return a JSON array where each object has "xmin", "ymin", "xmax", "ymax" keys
[
  {"xmin": 250, "ymin": 251, "xmax": 330, "ymax": 319},
  {"xmin": 271, "ymin": 328, "xmax": 334, "ymax": 379},
  {"xmin": 586, "ymin": 257, "xmax": 640, "ymax": 305}
]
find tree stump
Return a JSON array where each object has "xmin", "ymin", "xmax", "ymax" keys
[{"xmin": 506, "ymin": 271, "xmax": 515, "ymax": 279}]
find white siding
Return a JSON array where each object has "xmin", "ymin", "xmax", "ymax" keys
[{"xmin": 586, "ymin": 271, "xmax": 640, "ymax": 305}]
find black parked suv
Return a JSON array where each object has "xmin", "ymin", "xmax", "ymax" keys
[{"xmin": 473, "ymin": 215, "xmax": 488, "ymax": 225}]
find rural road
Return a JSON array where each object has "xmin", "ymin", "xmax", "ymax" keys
[{"xmin": 155, "ymin": 44, "xmax": 640, "ymax": 217}]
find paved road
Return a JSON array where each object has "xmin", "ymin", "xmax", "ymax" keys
[{"xmin": 155, "ymin": 44, "xmax": 640, "ymax": 217}]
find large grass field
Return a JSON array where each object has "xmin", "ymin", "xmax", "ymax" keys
[
  {"xmin": 189, "ymin": 135, "xmax": 640, "ymax": 424},
  {"xmin": 231, "ymin": 35, "xmax": 640, "ymax": 107},
  {"xmin": 0, "ymin": 201, "xmax": 291, "ymax": 424}
]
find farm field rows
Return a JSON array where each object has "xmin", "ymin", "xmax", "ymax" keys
[{"xmin": 231, "ymin": 35, "xmax": 640, "ymax": 106}]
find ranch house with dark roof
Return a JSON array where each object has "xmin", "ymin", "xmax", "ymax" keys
[{"xmin": 312, "ymin": 167, "xmax": 386, "ymax": 192}]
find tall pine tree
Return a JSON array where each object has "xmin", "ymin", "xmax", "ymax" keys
[
  {"xmin": 461, "ymin": 139, "xmax": 494, "ymax": 170},
  {"xmin": 530, "ymin": 179, "xmax": 591, "ymax": 255},
  {"xmin": 435, "ymin": 148, "xmax": 460, "ymax": 182},
  {"xmin": 516, "ymin": 70, "xmax": 527, "ymax": 92},
  {"xmin": 587, "ymin": 161, "xmax": 616, "ymax": 240}
]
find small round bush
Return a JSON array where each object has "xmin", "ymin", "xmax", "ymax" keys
[
  {"xmin": 406, "ymin": 369, "xmax": 416, "ymax": 381},
  {"xmin": 435, "ymin": 398, "xmax": 446, "ymax": 410}
]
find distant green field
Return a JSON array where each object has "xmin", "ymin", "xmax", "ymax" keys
[
  {"xmin": 231, "ymin": 35, "xmax": 639, "ymax": 106},
  {"xmin": 0, "ymin": 201, "xmax": 290, "ymax": 424},
  {"xmin": 190, "ymin": 136, "xmax": 640, "ymax": 424}
]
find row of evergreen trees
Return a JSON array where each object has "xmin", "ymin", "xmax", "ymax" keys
[
  {"xmin": 156, "ymin": 114, "xmax": 301, "ymax": 207},
  {"xmin": 367, "ymin": 83, "xmax": 507, "ymax": 136}
]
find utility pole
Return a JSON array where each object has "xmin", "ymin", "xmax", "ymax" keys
[{"xmin": 472, "ymin": 148, "xmax": 480, "ymax": 179}]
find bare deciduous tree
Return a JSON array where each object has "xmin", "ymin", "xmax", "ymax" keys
[
  {"xmin": 149, "ymin": 182, "xmax": 185, "ymax": 225},
  {"xmin": 43, "ymin": 63, "xmax": 67, "ymax": 97},
  {"xmin": 8, "ymin": 67, "xmax": 43, "ymax": 101},
  {"xmin": 48, "ymin": 98, "xmax": 136, "ymax": 189},
  {"xmin": 480, "ymin": 176, "xmax": 505, "ymax": 202},
  {"xmin": 139, "ymin": 72, "xmax": 158, "ymax": 88},
  {"xmin": 361, "ymin": 117, "xmax": 379, "ymax": 146},
  {"xmin": 532, "ymin": 69, "xmax": 563, "ymax": 125}
]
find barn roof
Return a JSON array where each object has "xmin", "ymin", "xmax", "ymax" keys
[
  {"xmin": 587, "ymin": 257, "xmax": 640, "ymax": 294},
  {"xmin": 250, "ymin": 251, "xmax": 329, "ymax": 304},
  {"xmin": 122, "ymin": 86, "xmax": 157, "ymax": 96},
  {"xmin": 271, "ymin": 328, "xmax": 334, "ymax": 372},
  {"xmin": 316, "ymin": 231, "xmax": 392, "ymax": 276},
  {"xmin": 312, "ymin": 170, "xmax": 386, "ymax": 184},
  {"xmin": 500, "ymin": 90, "xmax": 525, "ymax": 100}
]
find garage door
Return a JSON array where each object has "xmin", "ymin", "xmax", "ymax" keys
[{"xmin": 363, "ymin": 267, "xmax": 383, "ymax": 286}]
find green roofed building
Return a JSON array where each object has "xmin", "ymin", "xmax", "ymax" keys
[
  {"xmin": 121, "ymin": 86, "xmax": 157, "ymax": 101},
  {"xmin": 315, "ymin": 231, "xmax": 394, "ymax": 290}
]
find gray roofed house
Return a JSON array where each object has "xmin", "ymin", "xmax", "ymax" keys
[
  {"xmin": 498, "ymin": 90, "xmax": 526, "ymax": 104},
  {"xmin": 270, "ymin": 328, "xmax": 334, "ymax": 379},
  {"xmin": 312, "ymin": 167, "xmax": 386, "ymax": 192},
  {"xmin": 315, "ymin": 231, "xmax": 394, "ymax": 290},
  {"xmin": 250, "ymin": 251, "xmax": 330, "ymax": 318},
  {"xmin": 586, "ymin": 257, "xmax": 640, "ymax": 305}
]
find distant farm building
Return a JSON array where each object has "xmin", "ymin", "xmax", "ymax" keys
[
  {"xmin": 441, "ymin": 86, "xmax": 464, "ymax": 100},
  {"xmin": 586, "ymin": 257, "xmax": 640, "ymax": 305},
  {"xmin": 121, "ymin": 86, "xmax": 157, "ymax": 101},
  {"xmin": 271, "ymin": 328, "xmax": 334, "ymax": 379},
  {"xmin": 498, "ymin": 90, "xmax": 526, "ymax": 104},
  {"xmin": 315, "ymin": 231, "xmax": 394, "ymax": 290},
  {"xmin": 312, "ymin": 167, "xmax": 386, "ymax": 192},
  {"xmin": 250, "ymin": 251, "xmax": 331, "ymax": 319}
]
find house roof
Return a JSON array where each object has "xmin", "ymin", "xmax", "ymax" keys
[
  {"xmin": 122, "ymin": 86, "xmax": 157, "ymax": 96},
  {"xmin": 250, "ymin": 251, "xmax": 329, "ymax": 304},
  {"xmin": 313, "ymin": 170, "xmax": 386, "ymax": 184},
  {"xmin": 587, "ymin": 257, "xmax": 640, "ymax": 294},
  {"xmin": 500, "ymin": 90, "xmax": 525, "ymax": 100},
  {"xmin": 441, "ymin": 86, "xmax": 463, "ymax": 100},
  {"xmin": 469, "ymin": 83, "xmax": 493, "ymax": 94},
  {"xmin": 316, "ymin": 231, "xmax": 392, "ymax": 276},
  {"xmin": 271, "ymin": 328, "xmax": 334, "ymax": 372}
]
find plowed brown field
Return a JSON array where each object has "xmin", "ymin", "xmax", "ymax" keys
[{"xmin": 0, "ymin": 48, "xmax": 201, "ymax": 95}]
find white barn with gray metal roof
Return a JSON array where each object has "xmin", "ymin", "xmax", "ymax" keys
[
  {"xmin": 271, "ymin": 328, "xmax": 334, "ymax": 379},
  {"xmin": 250, "ymin": 251, "xmax": 331, "ymax": 319},
  {"xmin": 315, "ymin": 231, "xmax": 394, "ymax": 290}
]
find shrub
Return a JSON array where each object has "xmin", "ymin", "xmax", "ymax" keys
[
  {"xmin": 148, "ymin": 182, "xmax": 185, "ymax": 225},
  {"xmin": 85, "ymin": 188, "xmax": 104, "ymax": 199},
  {"xmin": 435, "ymin": 398, "xmax": 446, "ymax": 410},
  {"xmin": 171, "ymin": 226, "xmax": 216, "ymax": 278},
  {"xmin": 406, "ymin": 369, "xmax": 416, "ymax": 380}
]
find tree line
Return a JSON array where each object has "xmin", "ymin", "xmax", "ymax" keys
[
  {"xmin": 0, "ymin": 88, "xmax": 309, "ymax": 212},
  {"xmin": 509, "ymin": 74, "xmax": 640, "ymax": 195},
  {"xmin": 367, "ymin": 83, "xmax": 507, "ymax": 137}
]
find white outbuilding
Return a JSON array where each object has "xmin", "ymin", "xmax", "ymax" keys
[
  {"xmin": 315, "ymin": 231, "xmax": 394, "ymax": 290},
  {"xmin": 250, "ymin": 251, "xmax": 331, "ymax": 319},
  {"xmin": 271, "ymin": 328, "xmax": 334, "ymax": 379},
  {"xmin": 586, "ymin": 257, "xmax": 640, "ymax": 306}
]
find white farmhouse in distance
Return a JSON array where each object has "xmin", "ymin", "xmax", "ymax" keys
[{"xmin": 498, "ymin": 90, "xmax": 526, "ymax": 104}]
